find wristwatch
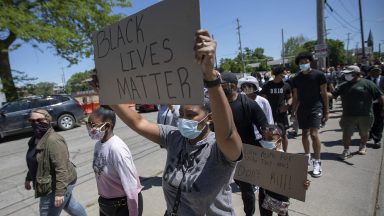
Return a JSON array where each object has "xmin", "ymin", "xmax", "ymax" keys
[{"xmin": 203, "ymin": 73, "xmax": 221, "ymax": 88}]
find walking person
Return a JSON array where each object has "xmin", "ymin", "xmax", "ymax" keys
[
  {"xmin": 329, "ymin": 66, "xmax": 383, "ymax": 159},
  {"xmin": 87, "ymin": 106, "xmax": 143, "ymax": 216},
  {"xmin": 92, "ymin": 29, "xmax": 243, "ymax": 215},
  {"xmin": 291, "ymin": 52, "xmax": 329, "ymax": 178},
  {"xmin": 157, "ymin": 104, "xmax": 180, "ymax": 127},
  {"xmin": 367, "ymin": 65, "xmax": 384, "ymax": 148},
  {"xmin": 238, "ymin": 76, "xmax": 274, "ymax": 141},
  {"xmin": 221, "ymin": 72, "xmax": 268, "ymax": 216},
  {"xmin": 25, "ymin": 109, "xmax": 87, "ymax": 216},
  {"xmin": 261, "ymin": 67, "xmax": 292, "ymax": 152}
]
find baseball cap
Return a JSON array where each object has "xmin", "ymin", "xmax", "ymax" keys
[
  {"xmin": 341, "ymin": 65, "xmax": 361, "ymax": 74},
  {"xmin": 371, "ymin": 65, "xmax": 382, "ymax": 72},
  {"xmin": 237, "ymin": 76, "xmax": 260, "ymax": 90},
  {"xmin": 221, "ymin": 72, "xmax": 238, "ymax": 84}
]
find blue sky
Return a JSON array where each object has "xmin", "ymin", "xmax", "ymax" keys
[{"xmin": 9, "ymin": 0, "xmax": 384, "ymax": 85}]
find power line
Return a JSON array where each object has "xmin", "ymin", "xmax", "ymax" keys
[
  {"xmin": 337, "ymin": 0, "xmax": 356, "ymax": 19},
  {"xmin": 325, "ymin": 6, "xmax": 359, "ymax": 33},
  {"xmin": 325, "ymin": 2, "xmax": 360, "ymax": 32}
]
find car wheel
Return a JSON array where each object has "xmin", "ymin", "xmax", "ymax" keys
[{"xmin": 57, "ymin": 114, "xmax": 75, "ymax": 131}]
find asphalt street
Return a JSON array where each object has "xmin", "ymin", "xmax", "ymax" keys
[{"xmin": 0, "ymin": 102, "xmax": 383, "ymax": 216}]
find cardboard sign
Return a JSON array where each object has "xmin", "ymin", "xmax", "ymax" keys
[
  {"xmin": 93, "ymin": 0, "xmax": 203, "ymax": 105},
  {"xmin": 235, "ymin": 144, "xmax": 308, "ymax": 201}
]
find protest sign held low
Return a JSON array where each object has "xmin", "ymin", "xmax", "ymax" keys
[
  {"xmin": 93, "ymin": 0, "xmax": 203, "ymax": 105},
  {"xmin": 235, "ymin": 144, "xmax": 308, "ymax": 201}
]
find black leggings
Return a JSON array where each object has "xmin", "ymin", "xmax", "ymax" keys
[{"xmin": 99, "ymin": 192, "xmax": 143, "ymax": 216}]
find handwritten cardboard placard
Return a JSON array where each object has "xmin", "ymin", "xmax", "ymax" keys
[
  {"xmin": 93, "ymin": 0, "xmax": 203, "ymax": 105},
  {"xmin": 235, "ymin": 144, "xmax": 308, "ymax": 201}
]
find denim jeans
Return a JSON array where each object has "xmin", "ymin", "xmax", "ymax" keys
[{"xmin": 39, "ymin": 183, "xmax": 87, "ymax": 216}]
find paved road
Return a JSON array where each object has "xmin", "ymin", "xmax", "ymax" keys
[{"xmin": 0, "ymin": 102, "xmax": 383, "ymax": 216}]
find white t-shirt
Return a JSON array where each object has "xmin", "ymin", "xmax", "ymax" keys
[
  {"xmin": 254, "ymin": 96, "xmax": 274, "ymax": 139},
  {"xmin": 93, "ymin": 135, "xmax": 142, "ymax": 216}
]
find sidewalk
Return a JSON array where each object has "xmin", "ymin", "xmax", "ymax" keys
[{"xmin": 73, "ymin": 101, "xmax": 384, "ymax": 216}]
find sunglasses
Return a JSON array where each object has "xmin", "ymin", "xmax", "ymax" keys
[
  {"xmin": 85, "ymin": 121, "xmax": 106, "ymax": 128},
  {"xmin": 28, "ymin": 118, "xmax": 47, "ymax": 123},
  {"xmin": 261, "ymin": 127, "xmax": 281, "ymax": 135}
]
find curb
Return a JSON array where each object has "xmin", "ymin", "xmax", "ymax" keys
[{"xmin": 375, "ymin": 145, "xmax": 384, "ymax": 216}]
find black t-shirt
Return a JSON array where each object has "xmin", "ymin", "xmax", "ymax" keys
[
  {"xmin": 260, "ymin": 80, "xmax": 291, "ymax": 118},
  {"xmin": 229, "ymin": 94, "xmax": 268, "ymax": 145},
  {"xmin": 292, "ymin": 69, "xmax": 327, "ymax": 109}
]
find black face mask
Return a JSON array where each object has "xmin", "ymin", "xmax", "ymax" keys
[{"xmin": 32, "ymin": 122, "xmax": 51, "ymax": 138}]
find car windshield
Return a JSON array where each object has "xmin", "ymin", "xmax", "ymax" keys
[{"xmin": 1, "ymin": 101, "xmax": 30, "ymax": 113}]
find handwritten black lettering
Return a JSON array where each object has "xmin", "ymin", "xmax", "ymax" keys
[
  {"xmin": 136, "ymin": 75, "xmax": 148, "ymax": 98},
  {"xmin": 127, "ymin": 50, "xmax": 137, "ymax": 71},
  {"xmin": 109, "ymin": 27, "xmax": 117, "ymax": 50},
  {"xmin": 149, "ymin": 42, "xmax": 160, "ymax": 65},
  {"xmin": 120, "ymin": 53, "xmax": 130, "ymax": 72},
  {"xmin": 164, "ymin": 71, "xmax": 176, "ymax": 99},
  {"xmin": 116, "ymin": 77, "xmax": 132, "ymax": 99},
  {"xmin": 117, "ymin": 23, "xmax": 126, "ymax": 47},
  {"xmin": 177, "ymin": 67, "xmax": 191, "ymax": 98},
  {"xmin": 137, "ymin": 46, "xmax": 148, "ymax": 67},
  {"xmin": 130, "ymin": 77, "xmax": 141, "ymax": 99},
  {"xmin": 136, "ymin": 14, "xmax": 145, "ymax": 43},
  {"xmin": 149, "ymin": 72, "xmax": 161, "ymax": 99},
  {"xmin": 97, "ymin": 30, "xmax": 110, "ymax": 58},
  {"xmin": 163, "ymin": 38, "xmax": 173, "ymax": 63},
  {"xmin": 125, "ymin": 18, "xmax": 134, "ymax": 43}
]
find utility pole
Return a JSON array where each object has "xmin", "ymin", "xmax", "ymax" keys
[
  {"xmin": 61, "ymin": 67, "xmax": 66, "ymax": 93},
  {"xmin": 281, "ymin": 28, "xmax": 285, "ymax": 66},
  {"xmin": 358, "ymin": 0, "xmax": 365, "ymax": 58},
  {"xmin": 236, "ymin": 18, "xmax": 246, "ymax": 77},
  {"xmin": 317, "ymin": 0, "xmax": 326, "ymax": 69},
  {"xmin": 346, "ymin": 32, "xmax": 351, "ymax": 64}
]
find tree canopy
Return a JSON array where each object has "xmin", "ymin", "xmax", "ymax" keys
[
  {"xmin": 0, "ymin": 0, "xmax": 131, "ymax": 101},
  {"xmin": 66, "ymin": 70, "xmax": 93, "ymax": 94}
]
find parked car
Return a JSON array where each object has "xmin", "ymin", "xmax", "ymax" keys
[
  {"xmin": 0, "ymin": 95, "xmax": 86, "ymax": 139},
  {"xmin": 135, "ymin": 104, "xmax": 158, "ymax": 112}
]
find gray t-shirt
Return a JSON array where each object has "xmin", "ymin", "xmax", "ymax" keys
[{"xmin": 159, "ymin": 124, "xmax": 237, "ymax": 216}]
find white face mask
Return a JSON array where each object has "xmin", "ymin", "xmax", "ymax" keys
[
  {"xmin": 88, "ymin": 123, "xmax": 107, "ymax": 141},
  {"xmin": 345, "ymin": 73, "xmax": 354, "ymax": 81}
]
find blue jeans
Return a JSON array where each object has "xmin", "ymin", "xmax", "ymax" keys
[{"xmin": 39, "ymin": 183, "xmax": 87, "ymax": 216}]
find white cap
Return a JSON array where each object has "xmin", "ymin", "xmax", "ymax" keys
[
  {"xmin": 341, "ymin": 65, "xmax": 361, "ymax": 74},
  {"xmin": 237, "ymin": 76, "xmax": 260, "ymax": 90}
]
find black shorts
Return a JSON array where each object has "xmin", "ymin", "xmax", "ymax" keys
[{"xmin": 297, "ymin": 107, "xmax": 323, "ymax": 129}]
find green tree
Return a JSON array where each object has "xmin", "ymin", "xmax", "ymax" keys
[
  {"xmin": 302, "ymin": 39, "xmax": 346, "ymax": 67},
  {"xmin": 284, "ymin": 35, "xmax": 307, "ymax": 58},
  {"xmin": 0, "ymin": 0, "xmax": 131, "ymax": 101},
  {"xmin": 33, "ymin": 82, "xmax": 56, "ymax": 96},
  {"xmin": 66, "ymin": 70, "xmax": 93, "ymax": 94}
]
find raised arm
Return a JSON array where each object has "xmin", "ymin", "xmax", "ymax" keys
[
  {"xmin": 110, "ymin": 104, "xmax": 161, "ymax": 145},
  {"xmin": 195, "ymin": 29, "xmax": 242, "ymax": 161}
]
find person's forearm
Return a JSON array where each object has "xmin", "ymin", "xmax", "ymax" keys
[{"xmin": 321, "ymin": 92, "xmax": 329, "ymax": 114}]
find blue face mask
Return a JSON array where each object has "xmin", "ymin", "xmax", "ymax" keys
[
  {"xmin": 259, "ymin": 140, "xmax": 277, "ymax": 150},
  {"xmin": 300, "ymin": 63, "xmax": 310, "ymax": 71},
  {"xmin": 177, "ymin": 115, "xmax": 209, "ymax": 139}
]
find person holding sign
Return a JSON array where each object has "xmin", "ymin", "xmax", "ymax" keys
[
  {"xmin": 258, "ymin": 125, "xmax": 310, "ymax": 216},
  {"xmin": 91, "ymin": 29, "xmax": 242, "ymax": 216}
]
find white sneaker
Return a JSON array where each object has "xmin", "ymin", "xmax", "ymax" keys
[
  {"xmin": 340, "ymin": 149, "xmax": 351, "ymax": 160},
  {"xmin": 306, "ymin": 154, "xmax": 312, "ymax": 166},
  {"xmin": 312, "ymin": 160, "xmax": 322, "ymax": 177}
]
